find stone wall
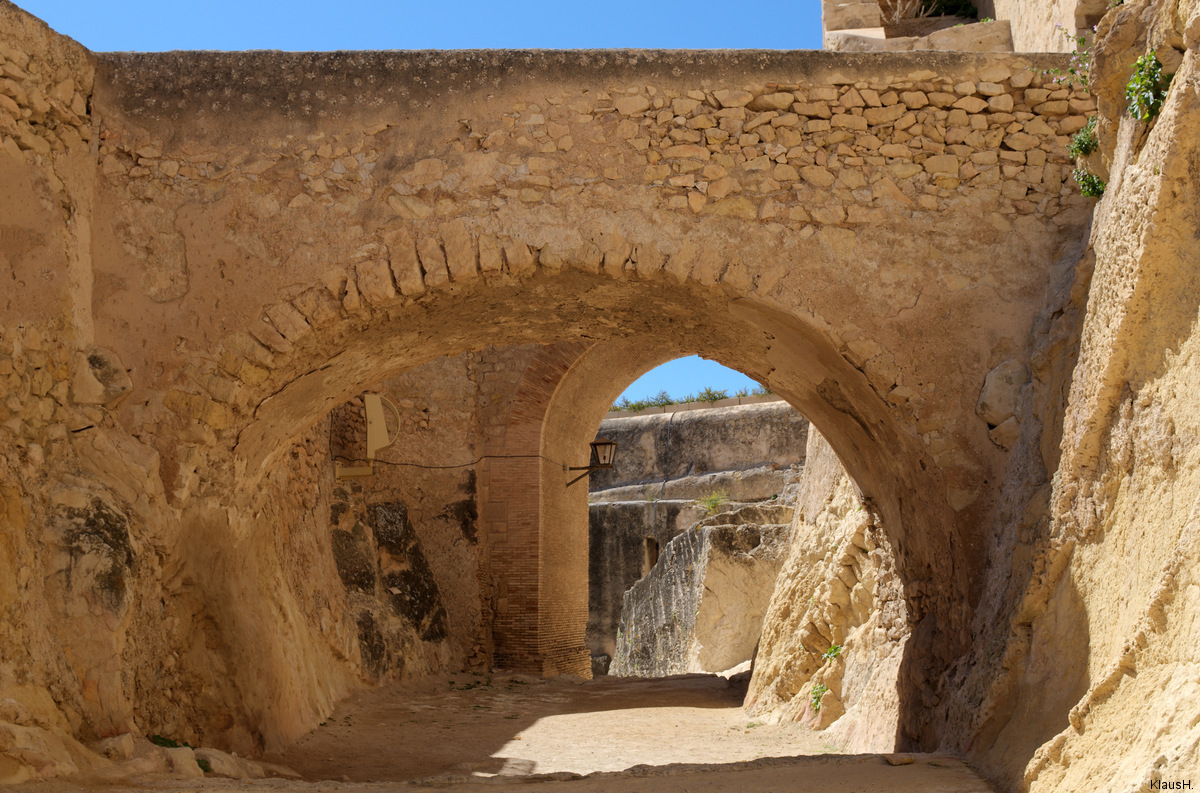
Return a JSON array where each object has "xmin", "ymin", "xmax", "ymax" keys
[
  {"xmin": 610, "ymin": 505, "xmax": 794, "ymax": 677},
  {"xmin": 73, "ymin": 42, "xmax": 1096, "ymax": 763},
  {"xmin": 590, "ymin": 402, "xmax": 809, "ymax": 499},
  {"xmin": 820, "ymin": 0, "xmax": 1101, "ymax": 53},
  {"xmin": 978, "ymin": 0, "xmax": 1110, "ymax": 51},
  {"xmin": 586, "ymin": 401, "xmax": 806, "ymax": 669},
  {"xmin": 586, "ymin": 499, "xmax": 701, "ymax": 666}
]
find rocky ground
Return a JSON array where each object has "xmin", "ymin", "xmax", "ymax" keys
[{"xmin": 8, "ymin": 673, "xmax": 995, "ymax": 791}]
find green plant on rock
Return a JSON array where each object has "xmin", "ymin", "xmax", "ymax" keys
[
  {"xmin": 822, "ymin": 644, "xmax": 843, "ymax": 661},
  {"xmin": 1067, "ymin": 115, "xmax": 1098, "ymax": 159},
  {"xmin": 697, "ymin": 490, "xmax": 730, "ymax": 515},
  {"xmin": 810, "ymin": 683, "xmax": 829, "ymax": 712},
  {"xmin": 1073, "ymin": 168, "xmax": 1106, "ymax": 197},
  {"xmin": 1044, "ymin": 24, "xmax": 1093, "ymax": 89},
  {"xmin": 1126, "ymin": 52, "xmax": 1173, "ymax": 121}
]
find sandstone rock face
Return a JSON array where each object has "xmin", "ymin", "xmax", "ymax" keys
[
  {"xmin": 939, "ymin": 4, "xmax": 1200, "ymax": 790},
  {"xmin": 745, "ymin": 429, "xmax": 907, "ymax": 749},
  {"xmin": 610, "ymin": 505, "xmax": 793, "ymax": 677},
  {"xmin": 587, "ymin": 499, "xmax": 702, "ymax": 667}
]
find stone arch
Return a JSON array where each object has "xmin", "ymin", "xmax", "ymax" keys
[
  {"xmin": 84, "ymin": 48, "xmax": 1094, "ymax": 751},
  {"xmin": 187, "ymin": 252, "xmax": 969, "ymax": 745}
]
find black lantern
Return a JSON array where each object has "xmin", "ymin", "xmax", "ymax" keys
[
  {"xmin": 589, "ymin": 437, "xmax": 618, "ymax": 469},
  {"xmin": 566, "ymin": 437, "xmax": 618, "ymax": 485}
]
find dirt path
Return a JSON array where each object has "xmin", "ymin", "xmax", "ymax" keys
[
  {"xmin": 268, "ymin": 672, "xmax": 830, "ymax": 782},
  {"xmin": 13, "ymin": 673, "xmax": 996, "ymax": 792}
]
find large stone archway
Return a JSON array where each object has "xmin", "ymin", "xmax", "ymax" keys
[{"xmin": 0, "ymin": 0, "xmax": 1099, "ymax": 767}]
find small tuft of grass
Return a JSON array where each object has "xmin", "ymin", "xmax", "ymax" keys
[{"xmin": 697, "ymin": 490, "xmax": 730, "ymax": 515}]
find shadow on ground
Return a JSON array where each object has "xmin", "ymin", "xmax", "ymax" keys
[{"xmin": 266, "ymin": 671, "xmax": 819, "ymax": 783}]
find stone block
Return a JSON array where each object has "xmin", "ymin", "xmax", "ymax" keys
[
  {"xmin": 925, "ymin": 19, "xmax": 1013, "ymax": 52},
  {"xmin": 417, "ymin": 236, "xmax": 449, "ymax": 287},
  {"xmin": 355, "ymin": 259, "xmax": 396, "ymax": 305},
  {"xmin": 822, "ymin": 2, "xmax": 881, "ymax": 31},
  {"xmin": 164, "ymin": 746, "xmax": 204, "ymax": 778},
  {"xmin": 71, "ymin": 348, "xmax": 132, "ymax": 408},
  {"xmin": 383, "ymin": 226, "xmax": 425, "ymax": 295},
  {"xmin": 439, "ymin": 220, "xmax": 478, "ymax": 282},
  {"xmin": 713, "ymin": 89, "xmax": 753, "ymax": 108},
  {"xmin": 264, "ymin": 301, "xmax": 312, "ymax": 343},
  {"xmin": 976, "ymin": 359, "xmax": 1027, "ymax": 426},
  {"xmin": 503, "ymin": 240, "xmax": 536, "ymax": 275}
]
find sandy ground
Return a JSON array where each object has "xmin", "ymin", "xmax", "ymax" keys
[
  {"xmin": 269, "ymin": 672, "xmax": 831, "ymax": 782},
  {"xmin": 13, "ymin": 673, "xmax": 996, "ymax": 792}
]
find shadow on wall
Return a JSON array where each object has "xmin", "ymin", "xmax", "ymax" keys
[{"xmin": 969, "ymin": 570, "xmax": 1090, "ymax": 781}]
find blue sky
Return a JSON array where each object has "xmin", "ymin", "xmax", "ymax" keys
[
  {"xmin": 620, "ymin": 357, "xmax": 763, "ymax": 405},
  {"xmin": 14, "ymin": 1, "xmax": 817, "ymax": 402},
  {"xmin": 16, "ymin": 1, "xmax": 823, "ymax": 52}
]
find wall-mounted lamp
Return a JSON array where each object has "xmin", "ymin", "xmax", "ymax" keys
[
  {"xmin": 566, "ymin": 437, "xmax": 618, "ymax": 486},
  {"xmin": 335, "ymin": 393, "xmax": 401, "ymax": 480}
]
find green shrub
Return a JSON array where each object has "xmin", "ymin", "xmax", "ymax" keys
[
  {"xmin": 1067, "ymin": 116, "xmax": 1098, "ymax": 159},
  {"xmin": 1126, "ymin": 52, "xmax": 1173, "ymax": 121},
  {"xmin": 822, "ymin": 644, "xmax": 843, "ymax": 661},
  {"xmin": 1073, "ymin": 168, "xmax": 1106, "ymax": 197},
  {"xmin": 612, "ymin": 384, "xmax": 769, "ymax": 411},
  {"xmin": 810, "ymin": 683, "xmax": 829, "ymax": 711}
]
